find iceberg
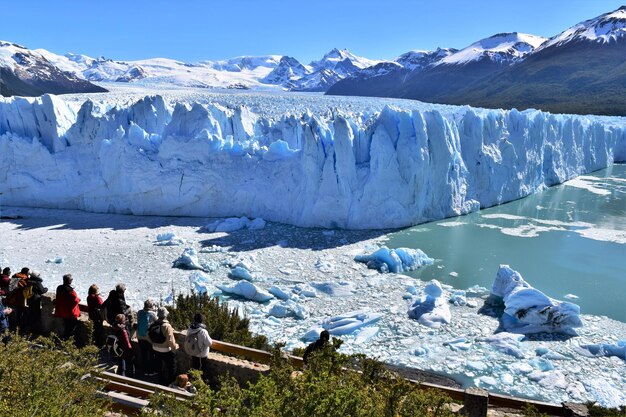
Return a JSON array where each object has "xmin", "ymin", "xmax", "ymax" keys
[
  {"xmin": 173, "ymin": 247, "xmax": 206, "ymax": 271},
  {"xmin": 1, "ymin": 94, "xmax": 623, "ymax": 230},
  {"xmin": 578, "ymin": 340, "xmax": 626, "ymax": 360},
  {"xmin": 354, "ymin": 246, "xmax": 434, "ymax": 273},
  {"xmin": 321, "ymin": 310, "xmax": 383, "ymax": 336},
  {"xmin": 216, "ymin": 281, "xmax": 273, "ymax": 303},
  {"xmin": 156, "ymin": 232, "xmax": 185, "ymax": 246},
  {"xmin": 489, "ymin": 265, "xmax": 583, "ymax": 335},
  {"xmin": 268, "ymin": 300, "xmax": 308, "ymax": 319},
  {"xmin": 477, "ymin": 332, "xmax": 525, "ymax": 358},
  {"xmin": 228, "ymin": 265, "xmax": 254, "ymax": 281},
  {"xmin": 407, "ymin": 280, "xmax": 451, "ymax": 328}
]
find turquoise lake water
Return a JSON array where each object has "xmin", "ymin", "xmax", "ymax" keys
[{"xmin": 385, "ymin": 164, "xmax": 626, "ymax": 322}]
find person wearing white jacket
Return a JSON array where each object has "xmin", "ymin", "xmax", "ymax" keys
[{"xmin": 184, "ymin": 313, "xmax": 213, "ymax": 378}]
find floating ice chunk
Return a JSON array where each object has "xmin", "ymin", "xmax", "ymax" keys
[
  {"xmin": 509, "ymin": 362, "xmax": 533, "ymax": 374},
  {"xmin": 476, "ymin": 376, "xmax": 498, "ymax": 386},
  {"xmin": 407, "ymin": 280, "xmax": 451, "ymax": 328},
  {"xmin": 500, "ymin": 373, "xmax": 514, "ymax": 385},
  {"xmin": 466, "ymin": 285, "xmax": 490, "ymax": 297},
  {"xmin": 322, "ymin": 310, "xmax": 383, "ymax": 336},
  {"xmin": 216, "ymin": 281, "xmax": 273, "ymax": 302},
  {"xmin": 467, "ymin": 360, "xmax": 487, "ymax": 371},
  {"xmin": 155, "ymin": 232, "xmax": 185, "ymax": 246},
  {"xmin": 268, "ymin": 300, "xmax": 307, "ymax": 319},
  {"xmin": 247, "ymin": 218, "xmax": 266, "ymax": 230},
  {"xmin": 228, "ymin": 265, "xmax": 254, "ymax": 281},
  {"xmin": 315, "ymin": 258, "xmax": 335, "ymax": 273},
  {"xmin": 449, "ymin": 290, "xmax": 468, "ymax": 306},
  {"xmin": 202, "ymin": 216, "xmax": 266, "ymax": 232},
  {"xmin": 354, "ymin": 326, "xmax": 379, "ymax": 344},
  {"xmin": 173, "ymin": 247, "xmax": 206, "ymax": 271},
  {"xmin": 268, "ymin": 285, "xmax": 291, "ymax": 301},
  {"xmin": 529, "ymin": 357, "xmax": 554, "ymax": 371},
  {"xmin": 449, "ymin": 271, "xmax": 458, "ymax": 277},
  {"xmin": 477, "ymin": 332, "xmax": 525, "ymax": 358},
  {"xmin": 584, "ymin": 378, "xmax": 626, "ymax": 409},
  {"xmin": 529, "ymin": 370, "xmax": 567, "ymax": 389},
  {"xmin": 263, "ymin": 316, "xmax": 282, "ymax": 326},
  {"xmin": 354, "ymin": 246, "xmax": 433, "ymax": 273},
  {"xmin": 490, "ymin": 265, "xmax": 583, "ymax": 335},
  {"xmin": 578, "ymin": 340, "xmax": 626, "ymax": 360},
  {"xmin": 302, "ymin": 327, "xmax": 324, "ymax": 342},
  {"xmin": 292, "ymin": 284, "xmax": 317, "ymax": 298},
  {"xmin": 536, "ymin": 347, "xmax": 570, "ymax": 361},
  {"xmin": 46, "ymin": 256, "xmax": 63, "ymax": 264},
  {"xmin": 311, "ymin": 281, "xmax": 354, "ymax": 297},
  {"xmin": 563, "ymin": 294, "xmax": 579, "ymax": 300},
  {"xmin": 443, "ymin": 337, "xmax": 472, "ymax": 351},
  {"xmin": 412, "ymin": 346, "xmax": 430, "ymax": 356},
  {"xmin": 189, "ymin": 271, "xmax": 212, "ymax": 294}
]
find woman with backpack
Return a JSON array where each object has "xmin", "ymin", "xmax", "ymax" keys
[
  {"xmin": 149, "ymin": 307, "xmax": 178, "ymax": 385},
  {"xmin": 185, "ymin": 313, "xmax": 213, "ymax": 380},
  {"xmin": 6, "ymin": 267, "xmax": 30, "ymax": 331},
  {"xmin": 25, "ymin": 271, "xmax": 48, "ymax": 333},
  {"xmin": 112, "ymin": 314, "xmax": 135, "ymax": 377},
  {"xmin": 87, "ymin": 284, "xmax": 105, "ymax": 347},
  {"xmin": 136, "ymin": 299, "xmax": 157, "ymax": 376}
]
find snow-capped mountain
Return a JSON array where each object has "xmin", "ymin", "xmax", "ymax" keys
[
  {"xmin": 396, "ymin": 48, "xmax": 458, "ymax": 70},
  {"xmin": 437, "ymin": 32, "xmax": 547, "ymax": 66},
  {"xmin": 0, "ymin": 41, "xmax": 106, "ymax": 97},
  {"xmin": 535, "ymin": 6, "xmax": 625, "ymax": 52},
  {"xmin": 261, "ymin": 56, "xmax": 309, "ymax": 86},
  {"xmin": 328, "ymin": 6, "xmax": 625, "ymax": 116}
]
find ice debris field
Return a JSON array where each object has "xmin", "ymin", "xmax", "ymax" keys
[
  {"xmin": 1, "ymin": 87, "xmax": 625, "ymax": 406},
  {"xmin": 0, "ymin": 85, "xmax": 624, "ymax": 229}
]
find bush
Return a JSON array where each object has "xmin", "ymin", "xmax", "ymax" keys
[
  {"xmin": 167, "ymin": 292, "xmax": 268, "ymax": 350},
  {"xmin": 145, "ymin": 342, "xmax": 456, "ymax": 417},
  {"xmin": 0, "ymin": 335, "xmax": 109, "ymax": 416}
]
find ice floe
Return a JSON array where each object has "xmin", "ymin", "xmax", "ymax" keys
[
  {"xmin": 216, "ymin": 281, "xmax": 273, "ymax": 302},
  {"xmin": 407, "ymin": 280, "xmax": 451, "ymax": 328},
  {"xmin": 354, "ymin": 246, "xmax": 433, "ymax": 273}
]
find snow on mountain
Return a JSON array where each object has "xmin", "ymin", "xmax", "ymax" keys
[
  {"xmin": 261, "ymin": 56, "xmax": 309, "ymax": 86},
  {"xmin": 0, "ymin": 41, "xmax": 106, "ymax": 96},
  {"xmin": 438, "ymin": 32, "xmax": 548, "ymax": 66},
  {"xmin": 535, "ymin": 6, "xmax": 626, "ymax": 52},
  {"xmin": 395, "ymin": 48, "xmax": 458, "ymax": 70},
  {"xmin": 0, "ymin": 90, "xmax": 623, "ymax": 229},
  {"xmin": 291, "ymin": 48, "xmax": 381, "ymax": 91}
]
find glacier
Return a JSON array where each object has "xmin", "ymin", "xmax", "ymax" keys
[{"xmin": 0, "ymin": 91, "xmax": 624, "ymax": 229}]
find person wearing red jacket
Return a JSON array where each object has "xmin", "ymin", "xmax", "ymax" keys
[
  {"xmin": 54, "ymin": 274, "xmax": 81, "ymax": 341},
  {"xmin": 0, "ymin": 267, "xmax": 11, "ymax": 295}
]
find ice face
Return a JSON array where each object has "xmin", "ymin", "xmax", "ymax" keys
[
  {"xmin": 490, "ymin": 265, "xmax": 583, "ymax": 335},
  {"xmin": 1, "ymin": 92, "xmax": 624, "ymax": 229}
]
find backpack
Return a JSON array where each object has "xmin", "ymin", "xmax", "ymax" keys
[
  {"xmin": 184, "ymin": 330, "xmax": 203, "ymax": 357},
  {"xmin": 148, "ymin": 321, "xmax": 166, "ymax": 344},
  {"xmin": 105, "ymin": 334, "xmax": 123, "ymax": 358},
  {"xmin": 22, "ymin": 285, "xmax": 33, "ymax": 301},
  {"xmin": 8, "ymin": 277, "xmax": 21, "ymax": 293}
]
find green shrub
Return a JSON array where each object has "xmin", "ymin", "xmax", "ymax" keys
[
  {"xmin": 146, "ymin": 341, "xmax": 455, "ymax": 417},
  {"xmin": 0, "ymin": 335, "xmax": 109, "ymax": 416},
  {"xmin": 167, "ymin": 292, "xmax": 269, "ymax": 349}
]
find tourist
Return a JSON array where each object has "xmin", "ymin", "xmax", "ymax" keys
[
  {"xmin": 0, "ymin": 297, "xmax": 12, "ymax": 344},
  {"xmin": 168, "ymin": 373, "xmax": 197, "ymax": 394},
  {"xmin": 0, "ymin": 267, "xmax": 11, "ymax": 295},
  {"xmin": 6, "ymin": 267, "xmax": 30, "ymax": 331},
  {"xmin": 149, "ymin": 306, "xmax": 179, "ymax": 385},
  {"xmin": 113, "ymin": 314, "xmax": 135, "ymax": 377},
  {"xmin": 136, "ymin": 299, "xmax": 157, "ymax": 375},
  {"xmin": 86, "ymin": 284, "xmax": 105, "ymax": 347},
  {"xmin": 184, "ymin": 313, "xmax": 212, "ymax": 379},
  {"xmin": 54, "ymin": 274, "xmax": 81, "ymax": 341},
  {"xmin": 26, "ymin": 270, "xmax": 48, "ymax": 333},
  {"xmin": 103, "ymin": 283, "xmax": 132, "ymax": 332},
  {"xmin": 303, "ymin": 330, "xmax": 333, "ymax": 366}
]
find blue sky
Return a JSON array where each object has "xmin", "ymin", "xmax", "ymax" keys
[{"xmin": 2, "ymin": 1, "xmax": 623, "ymax": 63}]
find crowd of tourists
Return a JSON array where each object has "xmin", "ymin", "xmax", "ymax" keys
[{"xmin": 0, "ymin": 266, "xmax": 212, "ymax": 389}]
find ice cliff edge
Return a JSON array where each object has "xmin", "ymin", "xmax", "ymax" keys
[{"xmin": 0, "ymin": 94, "xmax": 624, "ymax": 229}]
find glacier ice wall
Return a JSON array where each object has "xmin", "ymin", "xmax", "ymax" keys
[{"xmin": 0, "ymin": 94, "xmax": 624, "ymax": 229}]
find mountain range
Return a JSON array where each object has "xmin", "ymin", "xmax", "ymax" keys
[{"xmin": 1, "ymin": 6, "xmax": 624, "ymax": 115}]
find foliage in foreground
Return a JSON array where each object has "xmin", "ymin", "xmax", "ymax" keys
[
  {"xmin": 167, "ymin": 292, "xmax": 269, "ymax": 349},
  {"xmin": 0, "ymin": 335, "xmax": 108, "ymax": 417},
  {"xmin": 145, "ymin": 343, "xmax": 456, "ymax": 417}
]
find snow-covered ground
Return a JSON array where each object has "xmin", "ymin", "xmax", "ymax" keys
[{"xmin": 1, "ymin": 206, "xmax": 624, "ymax": 407}]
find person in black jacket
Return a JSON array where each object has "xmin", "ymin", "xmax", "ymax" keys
[
  {"xmin": 103, "ymin": 283, "xmax": 132, "ymax": 332},
  {"xmin": 303, "ymin": 330, "xmax": 334, "ymax": 366},
  {"xmin": 26, "ymin": 270, "xmax": 48, "ymax": 333}
]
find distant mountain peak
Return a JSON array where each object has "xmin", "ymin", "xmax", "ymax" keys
[{"xmin": 536, "ymin": 6, "xmax": 626, "ymax": 52}]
